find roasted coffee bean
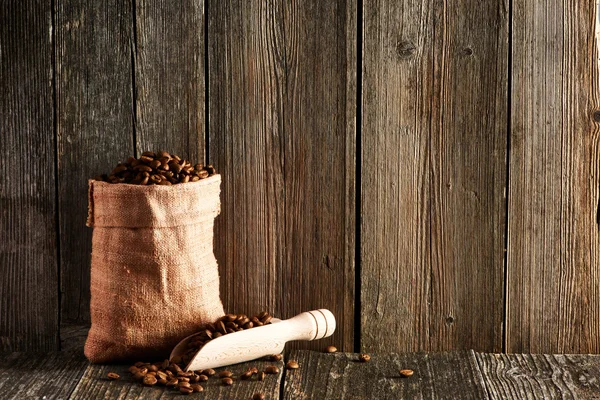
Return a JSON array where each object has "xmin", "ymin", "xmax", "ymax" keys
[
  {"xmin": 190, "ymin": 383, "xmax": 204, "ymax": 392},
  {"xmin": 157, "ymin": 378, "xmax": 168, "ymax": 385},
  {"xmin": 221, "ymin": 377, "xmax": 233, "ymax": 386},
  {"xmin": 189, "ymin": 374, "xmax": 200, "ymax": 383},
  {"xmin": 198, "ymin": 374, "xmax": 209, "ymax": 382},
  {"xmin": 178, "ymin": 381, "xmax": 191, "ymax": 389},
  {"xmin": 399, "ymin": 369, "xmax": 414, "ymax": 377},
  {"xmin": 240, "ymin": 369, "xmax": 254, "ymax": 380},
  {"xmin": 218, "ymin": 370, "xmax": 233, "ymax": 378},
  {"xmin": 265, "ymin": 366, "xmax": 279, "ymax": 374},
  {"xmin": 143, "ymin": 375, "xmax": 158, "ymax": 386},
  {"xmin": 178, "ymin": 377, "xmax": 190, "ymax": 383},
  {"xmin": 148, "ymin": 365, "xmax": 158, "ymax": 372},
  {"xmin": 166, "ymin": 378, "xmax": 179, "ymax": 387},
  {"xmin": 359, "ymin": 354, "xmax": 371, "ymax": 362},
  {"xmin": 269, "ymin": 354, "xmax": 282, "ymax": 361},
  {"xmin": 107, "ymin": 372, "xmax": 120, "ymax": 380},
  {"xmin": 179, "ymin": 386, "xmax": 193, "ymax": 395},
  {"xmin": 325, "ymin": 345, "xmax": 338, "ymax": 353},
  {"xmin": 250, "ymin": 367, "xmax": 259, "ymax": 374},
  {"xmin": 286, "ymin": 361, "xmax": 300, "ymax": 370},
  {"xmin": 156, "ymin": 371, "xmax": 168, "ymax": 380},
  {"xmin": 253, "ymin": 393, "xmax": 265, "ymax": 400},
  {"xmin": 204, "ymin": 368, "xmax": 216, "ymax": 377},
  {"xmin": 139, "ymin": 155, "xmax": 154, "ymax": 163},
  {"xmin": 128, "ymin": 366, "xmax": 139, "ymax": 374},
  {"xmin": 133, "ymin": 371, "xmax": 146, "ymax": 380},
  {"xmin": 258, "ymin": 372, "xmax": 265, "ymax": 382}
]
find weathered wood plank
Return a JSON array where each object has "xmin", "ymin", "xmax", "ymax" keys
[
  {"xmin": 0, "ymin": 0, "xmax": 59, "ymax": 351},
  {"xmin": 55, "ymin": 0, "xmax": 135, "ymax": 327},
  {"xmin": 506, "ymin": 0, "xmax": 600, "ymax": 353},
  {"xmin": 0, "ymin": 352, "xmax": 88, "ymax": 399},
  {"xmin": 134, "ymin": 0, "xmax": 205, "ymax": 161},
  {"xmin": 475, "ymin": 353, "xmax": 600, "ymax": 399},
  {"xmin": 283, "ymin": 350, "xmax": 488, "ymax": 399},
  {"xmin": 60, "ymin": 324, "xmax": 89, "ymax": 353},
  {"xmin": 208, "ymin": 0, "xmax": 356, "ymax": 351},
  {"xmin": 361, "ymin": 0, "xmax": 508, "ymax": 352},
  {"xmin": 69, "ymin": 358, "xmax": 284, "ymax": 399}
]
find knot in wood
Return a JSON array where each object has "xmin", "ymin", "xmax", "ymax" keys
[{"xmin": 396, "ymin": 41, "xmax": 416, "ymax": 59}]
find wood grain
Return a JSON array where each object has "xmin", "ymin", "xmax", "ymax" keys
[
  {"xmin": 475, "ymin": 353, "xmax": 600, "ymax": 399},
  {"xmin": 0, "ymin": 352, "xmax": 88, "ymax": 399},
  {"xmin": 134, "ymin": 0, "xmax": 205, "ymax": 161},
  {"xmin": 69, "ymin": 358, "xmax": 284, "ymax": 399},
  {"xmin": 0, "ymin": 0, "xmax": 59, "ymax": 351},
  {"xmin": 283, "ymin": 350, "xmax": 488, "ymax": 399},
  {"xmin": 361, "ymin": 0, "xmax": 508, "ymax": 353},
  {"xmin": 55, "ymin": 0, "xmax": 135, "ymax": 326},
  {"xmin": 208, "ymin": 0, "xmax": 356, "ymax": 351},
  {"xmin": 506, "ymin": 0, "xmax": 600, "ymax": 353}
]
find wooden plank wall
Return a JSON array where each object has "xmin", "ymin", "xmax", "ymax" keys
[
  {"xmin": 0, "ymin": 0, "xmax": 599, "ymax": 355},
  {"xmin": 361, "ymin": 0, "xmax": 508, "ymax": 353},
  {"xmin": 506, "ymin": 0, "xmax": 600, "ymax": 353}
]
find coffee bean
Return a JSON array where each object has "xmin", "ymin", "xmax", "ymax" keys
[
  {"xmin": 265, "ymin": 366, "xmax": 279, "ymax": 374},
  {"xmin": 179, "ymin": 386, "xmax": 193, "ymax": 395},
  {"xmin": 139, "ymin": 155, "xmax": 154, "ymax": 163},
  {"xmin": 133, "ymin": 371, "xmax": 146, "ymax": 380},
  {"xmin": 240, "ymin": 369, "xmax": 254, "ymax": 380},
  {"xmin": 190, "ymin": 383, "xmax": 204, "ymax": 392},
  {"xmin": 143, "ymin": 375, "xmax": 158, "ymax": 386},
  {"xmin": 399, "ymin": 369, "xmax": 414, "ymax": 377},
  {"xmin": 221, "ymin": 377, "xmax": 233, "ymax": 386},
  {"xmin": 258, "ymin": 372, "xmax": 265, "ymax": 382},
  {"xmin": 156, "ymin": 371, "xmax": 168, "ymax": 380},
  {"xmin": 218, "ymin": 370, "xmax": 233, "ymax": 378},
  {"xmin": 269, "ymin": 354, "xmax": 282, "ymax": 361},
  {"xmin": 253, "ymin": 393, "xmax": 265, "ymax": 400},
  {"xmin": 359, "ymin": 354, "xmax": 371, "ymax": 362},
  {"xmin": 166, "ymin": 378, "xmax": 179, "ymax": 387},
  {"xmin": 286, "ymin": 361, "xmax": 300, "ymax": 370},
  {"xmin": 107, "ymin": 372, "xmax": 120, "ymax": 380},
  {"xmin": 204, "ymin": 368, "xmax": 216, "ymax": 377},
  {"xmin": 325, "ymin": 345, "xmax": 338, "ymax": 353}
]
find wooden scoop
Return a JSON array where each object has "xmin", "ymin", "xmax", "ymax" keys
[{"xmin": 171, "ymin": 309, "xmax": 336, "ymax": 371}]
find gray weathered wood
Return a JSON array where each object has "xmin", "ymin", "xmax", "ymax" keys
[
  {"xmin": 0, "ymin": 352, "xmax": 88, "ymax": 399},
  {"xmin": 361, "ymin": 0, "xmax": 508, "ymax": 353},
  {"xmin": 475, "ymin": 353, "xmax": 600, "ymax": 399},
  {"xmin": 0, "ymin": 0, "xmax": 59, "ymax": 351},
  {"xmin": 55, "ymin": 0, "xmax": 135, "ymax": 327},
  {"xmin": 506, "ymin": 0, "xmax": 600, "ymax": 353},
  {"xmin": 134, "ymin": 0, "xmax": 205, "ymax": 161},
  {"xmin": 283, "ymin": 350, "xmax": 488, "ymax": 399},
  {"xmin": 60, "ymin": 324, "xmax": 90, "ymax": 353},
  {"xmin": 208, "ymin": 0, "xmax": 356, "ymax": 352},
  {"xmin": 69, "ymin": 358, "xmax": 284, "ymax": 399}
]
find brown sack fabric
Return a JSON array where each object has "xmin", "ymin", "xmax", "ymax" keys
[{"xmin": 84, "ymin": 174, "xmax": 225, "ymax": 363}]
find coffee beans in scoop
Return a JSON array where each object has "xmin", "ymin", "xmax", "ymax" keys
[
  {"xmin": 93, "ymin": 151, "xmax": 216, "ymax": 185},
  {"xmin": 125, "ymin": 311, "xmax": 275, "ymax": 394}
]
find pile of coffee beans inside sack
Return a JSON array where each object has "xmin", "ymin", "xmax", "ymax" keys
[{"xmin": 93, "ymin": 151, "xmax": 216, "ymax": 185}]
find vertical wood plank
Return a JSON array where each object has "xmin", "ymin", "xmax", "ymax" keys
[
  {"xmin": 55, "ymin": 0, "xmax": 134, "ymax": 325},
  {"xmin": 361, "ymin": 0, "xmax": 508, "ymax": 352},
  {"xmin": 506, "ymin": 0, "xmax": 600, "ymax": 353},
  {"xmin": 0, "ymin": 0, "xmax": 58, "ymax": 351},
  {"xmin": 208, "ymin": 0, "xmax": 356, "ymax": 351},
  {"xmin": 134, "ymin": 0, "xmax": 205, "ymax": 161}
]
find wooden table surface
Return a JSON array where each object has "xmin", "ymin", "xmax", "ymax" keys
[{"xmin": 1, "ymin": 349, "xmax": 600, "ymax": 399}]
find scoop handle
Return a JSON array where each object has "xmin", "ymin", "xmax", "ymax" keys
[{"xmin": 280, "ymin": 309, "xmax": 336, "ymax": 342}]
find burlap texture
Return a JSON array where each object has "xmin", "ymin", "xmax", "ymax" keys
[{"xmin": 84, "ymin": 175, "xmax": 225, "ymax": 363}]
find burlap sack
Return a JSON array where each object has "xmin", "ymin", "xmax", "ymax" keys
[{"xmin": 84, "ymin": 174, "xmax": 225, "ymax": 363}]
